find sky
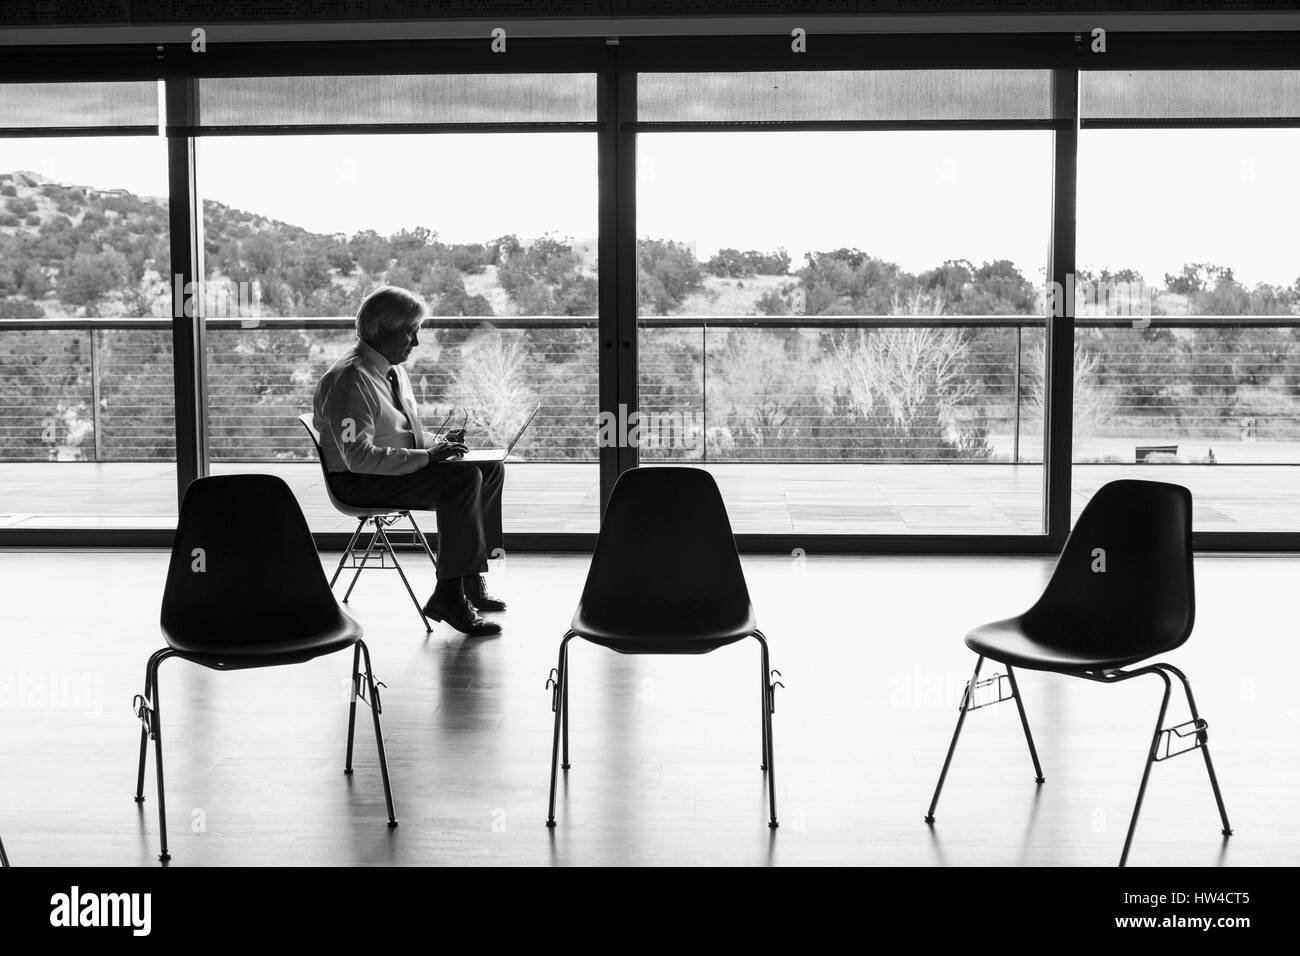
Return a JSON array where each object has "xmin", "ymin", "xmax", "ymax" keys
[{"xmin": 3, "ymin": 126, "xmax": 1298, "ymax": 287}]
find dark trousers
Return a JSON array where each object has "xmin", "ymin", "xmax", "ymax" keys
[{"xmin": 328, "ymin": 460, "xmax": 504, "ymax": 581}]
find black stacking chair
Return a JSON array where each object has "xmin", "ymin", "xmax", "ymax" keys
[
  {"xmin": 545, "ymin": 466, "xmax": 782, "ymax": 829},
  {"xmin": 299, "ymin": 413, "xmax": 437, "ymax": 632},
  {"xmin": 133, "ymin": 474, "xmax": 397, "ymax": 862},
  {"xmin": 924, "ymin": 479, "xmax": 1231, "ymax": 866}
]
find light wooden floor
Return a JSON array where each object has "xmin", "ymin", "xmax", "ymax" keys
[
  {"xmin": 0, "ymin": 549, "xmax": 1294, "ymax": 866},
  {"xmin": 3, "ymin": 461, "xmax": 1300, "ymax": 533}
]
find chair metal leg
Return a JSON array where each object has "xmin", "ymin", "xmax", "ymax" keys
[
  {"xmin": 1004, "ymin": 666, "xmax": 1046, "ymax": 783},
  {"xmin": 754, "ymin": 630, "xmax": 779, "ymax": 828},
  {"xmin": 344, "ymin": 642, "xmax": 361, "ymax": 775},
  {"xmin": 546, "ymin": 633, "xmax": 575, "ymax": 827},
  {"xmin": 142, "ymin": 649, "xmax": 175, "ymax": 862},
  {"xmin": 405, "ymin": 512, "xmax": 438, "ymax": 571},
  {"xmin": 1162, "ymin": 664, "xmax": 1233, "ymax": 838},
  {"xmin": 357, "ymin": 640, "xmax": 397, "ymax": 827},
  {"xmin": 330, "ymin": 518, "xmax": 367, "ymax": 588},
  {"xmin": 342, "ymin": 522, "xmax": 382, "ymax": 603},
  {"xmin": 925, "ymin": 655, "xmax": 984, "ymax": 824},
  {"xmin": 0, "ymin": 834, "xmax": 9, "ymax": 867},
  {"xmin": 132, "ymin": 649, "xmax": 175, "ymax": 861},
  {"xmin": 759, "ymin": 651, "xmax": 770, "ymax": 771},
  {"xmin": 133, "ymin": 658, "xmax": 152, "ymax": 804},
  {"xmin": 561, "ymin": 652, "xmax": 571, "ymax": 771},
  {"xmin": 1119, "ymin": 669, "xmax": 1174, "ymax": 868},
  {"xmin": 376, "ymin": 524, "xmax": 431, "ymax": 632}
]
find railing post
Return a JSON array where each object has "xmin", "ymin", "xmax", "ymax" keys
[
  {"xmin": 90, "ymin": 327, "xmax": 104, "ymax": 462},
  {"xmin": 701, "ymin": 323, "xmax": 707, "ymax": 463},
  {"xmin": 1013, "ymin": 324, "xmax": 1021, "ymax": 465}
]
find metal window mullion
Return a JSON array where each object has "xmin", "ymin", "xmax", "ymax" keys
[
  {"xmin": 1044, "ymin": 67, "xmax": 1079, "ymax": 543},
  {"xmin": 165, "ymin": 72, "xmax": 209, "ymax": 505},
  {"xmin": 597, "ymin": 44, "xmax": 638, "ymax": 517}
]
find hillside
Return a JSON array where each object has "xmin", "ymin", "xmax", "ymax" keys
[{"xmin": 0, "ymin": 168, "xmax": 602, "ymax": 321}]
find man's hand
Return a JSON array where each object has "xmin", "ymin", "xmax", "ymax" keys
[
  {"xmin": 428, "ymin": 438, "xmax": 468, "ymax": 463},
  {"xmin": 446, "ymin": 427, "xmax": 467, "ymax": 444}
]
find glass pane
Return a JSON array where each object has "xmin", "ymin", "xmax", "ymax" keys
[
  {"xmin": 0, "ymin": 137, "xmax": 174, "ymax": 530},
  {"xmin": 0, "ymin": 80, "xmax": 159, "ymax": 130},
  {"xmin": 199, "ymin": 132, "xmax": 599, "ymax": 534},
  {"xmin": 1083, "ymin": 69, "xmax": 1300, "ymax": 122},
  {"xmin": 638, "ymin": 70, "xmax": 1053, "ymax": 124},
  {"xmin": 196, "ymin": 73, "xmax": 597, "ymax": 129},
  {"xmin": 637, "ymin": 128, "xmax": 1052, "ymax": 534},
  {"xmin": 1075, "ymin": 124, "xmax": 1300, "ymax": 531}
]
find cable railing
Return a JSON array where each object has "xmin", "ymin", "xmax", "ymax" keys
[{"xmin": 3, "ymin": 314, "xmax": 1299, "ymax": 466}]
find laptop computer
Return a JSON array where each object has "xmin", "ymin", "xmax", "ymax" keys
[{"xmin": 457, "ymin": 402, "xmax": 542, "ymax": 462}]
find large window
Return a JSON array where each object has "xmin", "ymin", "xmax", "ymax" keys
[
  {"xmin": 1075, "ymin": 70, "xmax": 1300, "ymax": 532},
  {"xmin": 5, "ymin": 54, "xmax": 1300, "ymax": 550},
  {"xmin": 636, "ymin": 70, "xmax": 1054, "ymax": 535},
  {"xmin": 194, "ymin": 73, "xmax": 600, "ymax": 534},
  {"xmin": 0, "ymin": 80, "xmax": 173, "ymax": 530}
]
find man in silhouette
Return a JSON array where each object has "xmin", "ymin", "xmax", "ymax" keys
[{"xmin": 313, "ymin": 285, "xmax": 504, "ymax": 636}]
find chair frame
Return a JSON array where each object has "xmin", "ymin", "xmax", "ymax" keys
[
  {"xmin": 924, "ymin": 654, "xmax": 1232, "ymax": 867},
  {"xmin": 299, "ymin": 413, "xmax": 437, "ymax": 632},
  {"xmin": 0, "ymin": 833, "xmax": 8, "ymax": 867},
  {"xmin": 544, "ymin": 628, "xmax": 783, "ymax": 830},
  {"xmin": 330, "ymin": 510, "xmax": 438, "ymax": 633},
  {"xmin": 132, "ymin": 640, "xmax": 397, "ymax": 862}
]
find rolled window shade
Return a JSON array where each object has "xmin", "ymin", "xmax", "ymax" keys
[
  {"xmin": 0, "ymin": 80, "xmax": 158, "ymax": 131},
  {"xmin": 193, "ymin": 73, "xmax": 597, "ymax": 129},
  {"xmin": 1083, "ymin": 70, "xmax": 1300, "ymax": 123},
  {"xmin": 637, "ymin": 70, "xmax": 1055, "ymax": 124}
]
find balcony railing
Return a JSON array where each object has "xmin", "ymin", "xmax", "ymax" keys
[{"xmin": 3, "ymin": 314, "xmax": 1298, "ymax": 466}]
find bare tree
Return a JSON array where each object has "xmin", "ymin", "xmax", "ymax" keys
[
  {"xmin": 829, "ymin": 289, "xmax": 976, "ymax": 438},
  {"xmin": 449, "ymin": 327, "xmax": 538, "ymax": 446},
  {"xmin": 1025, "ymin": 341, "xmax": 1115, "ymax": 455},
  {"xmin": 709, "ymin": 330, "xmax": 818, "ymax": 455}
]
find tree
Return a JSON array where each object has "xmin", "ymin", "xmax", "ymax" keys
[
  {"xmin": 637, "ymin": 238, "xmax": 704, "ymax": 314},
  {"xmin": 422, "ymin": 264, "xmax": 493, "ymax": 317},
  {"xmin": 709, "ymin": 331, "xmax": 818, "ymax": 458},
  {"xmin": 825, "ymin": 290, "xmax": 988, "ymax": 460},
  {"xmin": 448, "ymin": 330, "xmax": 538, "ymax": 447},
  {"xmin": 58, "ymin": 248, "xmax": 129, "ymax": 308},
  {"xmin": 496, "ymin": 235, "xmax": 594, "ymax": 316},
  {"xmin": 1025, "ymin": 340, "xmax": 1116, "ymax": 457},
  {"xmin": 706, "ymin": 248, "xmax": 754, "ymax": 278},
  {"xmin": 1164, "ymin": 262, "xmax": 1234, "ymax": 296}
]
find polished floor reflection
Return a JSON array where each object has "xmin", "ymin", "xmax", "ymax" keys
[{"xmin": 0, "ymin": 550, "xmax": 1292, "ymax": 866}]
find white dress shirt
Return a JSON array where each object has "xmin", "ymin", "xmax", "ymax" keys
[{"xmin": 312, "ymin": 340, "xmax": 439, "ymax": 476}]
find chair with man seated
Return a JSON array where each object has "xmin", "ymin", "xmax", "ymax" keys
[
  {"xmin": 132, "ymin": 474, "xmax": 397, "ymax": 862},
  {"xmin": 299, "ymin": 413, "xmax": 437, "ymax": 632},
  {"xmin": 544, "ymin": 466, "xmax": 783, "ymax": 829},
  {"xmin": 923, "ymin": 479, "xmax": 1232, "ymax": 866}
]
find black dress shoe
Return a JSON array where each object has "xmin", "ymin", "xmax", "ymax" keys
[
  {"xmin": 465, "ymin": 574, "xmax": 507, "ymax": 612},
  {"xmin": 422, "ymin": 593, "xmax": 502, "ymax": 636}
]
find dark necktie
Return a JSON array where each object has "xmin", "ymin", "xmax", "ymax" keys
[{"xmin": 387, "ymin": 368, "xmax": 413, "ymax": 430}]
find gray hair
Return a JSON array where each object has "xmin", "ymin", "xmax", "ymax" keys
[{"xmin": 356, "ymin": 286, "xmax": 427, "ymax": 342}]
